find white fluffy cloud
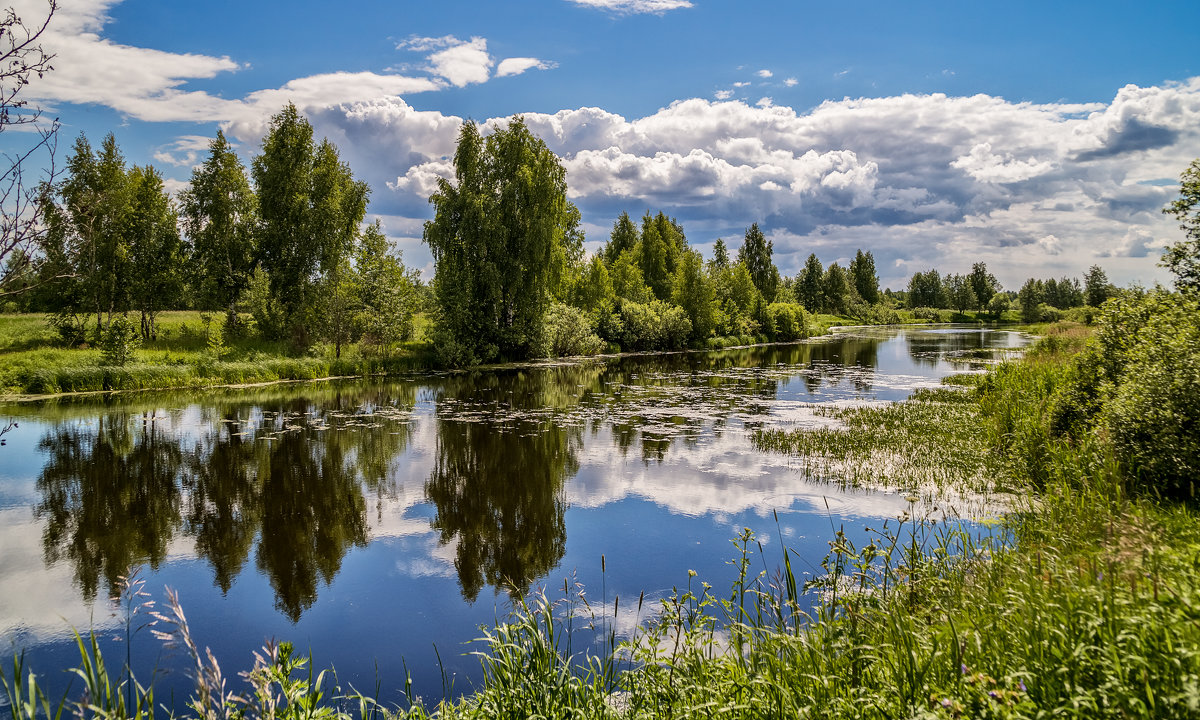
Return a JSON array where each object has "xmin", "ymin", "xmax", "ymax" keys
[
  {"xmin": 324, "ymin": 79, "xmax": 1200, "ymax": 287},
  {"xmin": 24, "ymin": 0, "xmax": 1199, "ymax": 288},
  {"xmin": 565, "ymin": 0, "xmax": 693, "ymax": 13},
  {"xmin": 496, "ymin": 57, "xmax": 556, "ymax": 78},
  {"xmin": 427, "ymin": 36, "xmax": 492, "ymax": 87}
]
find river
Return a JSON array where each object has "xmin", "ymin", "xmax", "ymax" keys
[{"xmin": 0, "ymin": 326, "xmax": 1027, "ymax": 708}]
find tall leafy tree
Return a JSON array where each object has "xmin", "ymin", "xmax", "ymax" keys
[
  {"xmin": 38, "ymin": 133, "xmax": 132, "ymax": 333},
  {"xmin": 848, "ymin": 249, "xmax": 880, "ymax": 304},
  {"xmin": 709, "ymin": 238, "xmax": 730, "ymax": 271},
  {"xmin": 967, "ymin": 262, "xmax": 999, "ymax": 309},
  {"xmin": 1018, "ymin": 278, "xmax": 1044, "ymax": 321},
  {"xmin": 671, "ymin": 248, "xmax": 715, "ymax": 342},
  {"xmin": 573, "ymin": 254, "xmax": 614, "ymax": 314},
  {"xmin": 796, "ymin": 253, "xmax": 824, "ymax": 312},
  {"xmin": 252, "ymin": 103, "xmax": 368, "ymax": 341},
  {"xmin": 179, "ymin": 130, "xmax": 259, "ymax": 327},
  {"xmin": 653, "ymin": 211, "xmax": 686, "ymax": 279},
  {"xmin": 126, "ymin": 165, "xmax": 183, "ymax": 340},
  {"xmin": 355, "ymin": 220, "xmax": 418, "ymax": 348},
  {"xmin": 610, "ymin": 250, "xmax": 652, "ymax": 303},
  {"xmin": 736, "ymin": 222, "xmax": 777, "ymax": 302},
  {"xmin": 945, "ymin": 273, "xmax": 978, "ymax": 314},
  {"xmin": 1162, "ymin": 158, "xmax": 1200, "ymax": 291},
  {"xmin": 907, "ymin": 269, "xmax": 947, "ymax": 308},
  {"xmin": 822, "ymin": 262, "xmax": 850, "ymax": 314},
  {"xmin": 425, "ymin": 117, "xmax": 574, "ymax": 364},
  {"xmin": 604, "ymin": 212, "xmax": 638, "ymax": 265},
  {"xmin": 1084, "ymin": 265, "xmax": 1112, "ymax": 307},
  {"xmin": 639, "ymin": 212, "xmax": 671, "ymax": 301}
]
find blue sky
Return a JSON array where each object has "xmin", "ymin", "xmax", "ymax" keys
[{"xmin": 11, "ymin": 0, "xmax": 1200, "ymax": 288}]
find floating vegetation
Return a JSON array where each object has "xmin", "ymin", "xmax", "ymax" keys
[{"xmin": 753, "ymin": 380, "xmax": 1017, "ymax": 504}]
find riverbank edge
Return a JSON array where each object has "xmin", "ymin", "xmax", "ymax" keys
[{"xmin": 0, "ymin": 318, "xmax": 1031, "ymax": 405}]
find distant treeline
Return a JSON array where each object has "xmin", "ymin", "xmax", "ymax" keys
[{"xmin": 0, "ymin": 105, "xmax": 1126, "ymax": 364}]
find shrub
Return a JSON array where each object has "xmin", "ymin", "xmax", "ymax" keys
[
  {"xmin": 539, "ymin": 303, "xmax": 604, "ymax": 357},
  {"xmin": 618, "ymin": 300, "xmax": 692, "ymax": 351},
  {"xmin": 986, "ymin": 293, "xmax": 1010, "ymax": 317},
  {"xmin": 1035, "ymin": 303, "xmax": 1062, "ymax": 323},
  {"xmin": 1061, "ymin": 306, "xmax": 1096, "ymax": 325},
  {"xmin": 847, "ymin": 302, "xmax": 902, "ymax": 326},
  {"xmin": 100, "ymin": 314, "xmax": 141, "ymax": 366},
  {"xmin": 1101, "ymin": 294, "xmax": 1200, "ymax": 495},
  {"xmin": 658, "ymin": 302, "xmax": 692, "ymax": 349},
  {"xmin": 911, "ymin": 307, "xmax": 942, "ymax": 322},
  {"xmin": 1042, "ymin": 289, "xmax": 1200, "ymax": 497},
  {"xmin": 766, "ymin": 303, "xmax": 810, "ymax": 341},
  {"xmin": 49, "ymin": 310, "xmax": 89, "ymax": 347}
]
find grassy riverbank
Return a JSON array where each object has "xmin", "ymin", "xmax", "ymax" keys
[
  {"xmin": 0, "ymin": 309, "xmax": 1015, "ymax": 398},
  {"xmin": 0, "ymin": 311, "xmax": 437, "ymax": 397},
  {"xmin": 7, "ymin": 311, "xmax": 1198, "ymax": 719}
]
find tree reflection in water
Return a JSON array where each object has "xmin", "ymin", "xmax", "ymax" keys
[
  {"xmin": 423, "ymin": 367, "xmax": 596, "ymax": 601},
  {"xmin": 426, "ymin": 419, "xmax": 575, "ymax": 601},
  {"xmin": 30, "ymin": 334, "xmax": 896, "ymax": 615},
  {"xmin": 34, "ymin": 384, "xmax": 416, "ymax": 620},
  {"xmin": 37, "ymin": 413, "xmax": 183, "ymax": 600}
]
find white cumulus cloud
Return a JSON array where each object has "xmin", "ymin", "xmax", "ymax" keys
[
  {"xmin": 329, "ymin": 79, "xmax": 1200, "ymax": 287},
  {"xmin": 427, "ymin": 37, "xmax": 492, "ymax": 87},
  {"xmin": 496, "ymin": 57, "xmax": 555, "ymax": 78},
  {"xmin": 564, "ymin": 0, "xmax": 693, "ymax": 13}
]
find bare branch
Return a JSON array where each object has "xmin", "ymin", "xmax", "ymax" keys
[{"xmin": 0, "ymin": 0, "xmax": 60, "ymax": 299}]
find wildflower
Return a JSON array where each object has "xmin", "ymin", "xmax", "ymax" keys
[
  {"xmin": 941, "ymin": 698, "xmax": 952, "ymax": 708},
  {"xmin": 1018, "ymin": 680, "xmax": 1027, "ymax": 693}
]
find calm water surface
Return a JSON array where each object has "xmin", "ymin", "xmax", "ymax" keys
[{"xmin": 0, "ymin": 326, "xmax": 1027, "ymax": 707}]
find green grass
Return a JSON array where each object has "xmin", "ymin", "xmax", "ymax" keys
[{"xmin": 0, "ymin": 312, "xmax": 437, "ymax": 396}]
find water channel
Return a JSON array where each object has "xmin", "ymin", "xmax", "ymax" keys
[{"xmin": 0, "ymin": 326, "xmax": 1028, "ymax": 707}]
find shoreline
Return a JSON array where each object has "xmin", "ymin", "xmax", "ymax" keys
[{"xmin": 0, "ymin": 321, "xmax": 1024, "ymax": 405}]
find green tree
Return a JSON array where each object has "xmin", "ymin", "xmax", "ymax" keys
[
  {"xmin": 179, "ymin": 130, "xmax": 259, "ymax": 328},
  {"xmin": 424, "ymin": 117, "xmax": 574, "ymax": 364},
  {"xmin": 1162, "ymin": 159, "xmax": 1200, "ymax": 291},
  {"xmin": 38, "ymin": 133, "xmax": 133, "ymax": 335},
  {"xmin": 945, "ymin": 273, "xmax": 978, "ymax": 314},
  {"xmin": 126, "ymin": 165, "xmax": 183, "ymax": 340},
  {"xmin": 822, "ymin": 262, "xmax": 850, "ymax": 314},
  {"xmin": 736, "ymin": 222, "xmax": 777, "ymax": 302},
  {"xmin": 355, "ymin": 220, "xmax": 417, "ymax": 348},
  {"xmin": 1084, "ymin": 265, "xmax": 1112, "ymax": 307},
  {"xmin": 639, "ymin": 213, "xmax": 671, "ymax": 301},
  {"xmin": 709, "ymin": 238, "xmax": 730, "ymax": 271},
  {"xmin": 726, "ymin": 262, "xmax": 762, "ymax": 327},
  {"xmin": 671, "ymin": 248, "xmax": 715, "ymax": 342},
  {"xmin": 1018, "ymin": 278, "xmax": 1044, "ymax": 322},
  {"xmin": 967, "ymin": 262, "xmax": 999, "ymax": 309},
  {"xmin": 610, "ymin": 250, "xmax": 652, "ymax": 303},
  {"xmin": 604, "ymin": 212, "xmax": 639, "ymax": 265},
  {"xmin": 848, "ymin": 249, "xmax": 880, "ymax": 305},
  {"xmin": 907, "ymin": 269, "xmax": 947, "ymax": 309},
  {"xmin": 796, "ymin": 253, "xmax": 824, "ymax": 312},
  {"xmin": 253, "ymin": 103, "xmax": 368, "ymax": 343},
  {"xmin": 573, "ymin": 254, "xmax": 614, "ymax": 314}
]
